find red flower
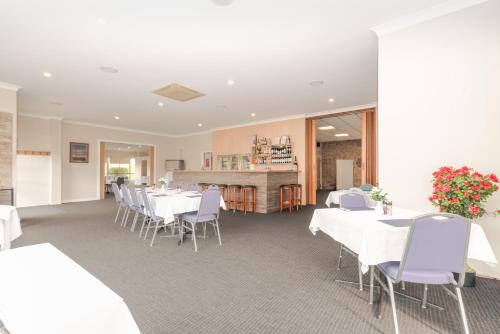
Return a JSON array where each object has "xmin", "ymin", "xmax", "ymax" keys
[
  {"xmin": 473, "ymin": 194, "xmax": 480, "ymax": 201},
  {"xmin": 468, "ymin": 205, "xmax": 480, "ymax": 215},
  {"xmin": 441, "ymin": 185, "xmax": 450, "ymax": 193},
  {"xmin": 473, "ymin": 171, "xmax": 483, "ymax": 180},
  {"xmin": 450, "ymin": 198, "xmax": 459, "ymax": 204},
  {"xmin": 471, "ymin": 185, "xmax": 479, "ymax": 192},
  {"xmin": 464, "ymin": 181, "xmax": 470, "ymax": 186},
  {"xmin": 480, "ymin": 182, "xmax": 491, "ymax": 190},
  {"xmin": 463, "ymin": 192, "xmax": 470, "ymax": 198},
  {"xmin": 489, "ymin": 174, "xmax": 499, "ymax": 183}
]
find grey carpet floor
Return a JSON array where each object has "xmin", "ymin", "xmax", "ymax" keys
[{"xmin": 15, "ymin": 191, "xmax": 500, "ymax": 334}]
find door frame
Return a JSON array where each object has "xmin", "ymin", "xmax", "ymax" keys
[
  {"xmin": 97, "ymin": 140, "xmax": 157, "ymax": 200},
  {"xmin": 305, "ymin": 107, "xmax": 377, "ymax": 205}
]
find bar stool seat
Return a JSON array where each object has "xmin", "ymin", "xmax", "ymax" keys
[
  {"xmin": 280, "ymin": 184, "xmax": 293, "ymax": 213},
  {"xmin": 290, "ymin": 184, "xmax": 302, "ymax": 210},
  {"xmin": 241, "ymin": 185, "xmax": 257, "ymax": 214},
  {"xmin": 228, "ymin": 184, "xmax": 242, "ymax": 212}
]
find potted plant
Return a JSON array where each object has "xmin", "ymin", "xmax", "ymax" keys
[
  {"xmin": 429, "ymin": 166, "xmax": 499, "ymax": 287},
  {"xmin": 371, "ymin": 187, "xmax": 389, "ymax": 213}
]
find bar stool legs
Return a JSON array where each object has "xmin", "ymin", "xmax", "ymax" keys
[
  {"xmin": 291, "ymin": 184, "xmax": 302, "ymax": 210},
  {"xmin": 241, "ymin": 185, "xmax": 257, "ymax": 214},
  {"xmin": 280, "ymin": 185, "xmax": 293, "ymax": 213}
]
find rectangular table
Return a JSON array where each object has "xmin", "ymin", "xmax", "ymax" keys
[
  {"xmin": 0, "ymin": 243, "xmax": 141, "ymax": 334},
  {"xmin": 309, "ymin": 207, "xmax": 497, "ymax": 270},
  {"xmin": 0, "ymin": 205, "xmax": 22, "ymax": 250}
]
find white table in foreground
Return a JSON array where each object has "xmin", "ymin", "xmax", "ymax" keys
[
  {"xmin": 309, "ymin": 207, "xmax": 497, "ymax": 271},
  {"xmin": 0, "ymin": 205, "xmax": 22, "ymax": 250},
  {"xmin": 0, "ymin": 243, "xmax": 141, "ymax": 334},
  {"xmin": 149, "ymin": 189, "xmax": 226, "ymax": 223},
  {"xmin": 325, "ymin": 190, "xmax": 376, "ymax": 208}
]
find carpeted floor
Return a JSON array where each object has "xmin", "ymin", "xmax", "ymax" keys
[{"xmin": 15, "ymin": 192, "xmax": 500, "ymax": 334}]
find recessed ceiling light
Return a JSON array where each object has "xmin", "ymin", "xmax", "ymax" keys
[
  {"xmin": 335, "ymin": 133, "xmax": 349, "ymax": 137},
  {"xmin": 43, "ymin": 72, "xmax": 52, "ymax": 78},
  {"xmin": 118, "ymin": 148, "xmax": 121, "ymax": 151},
  {"xmin": 227, "ymin": 79, "xmax": 234, "ymax": 85},
  {"xmin": 328, "ymin": 98, "xmax": 335, "ymax": 103},
  {"xmin": 318, "ymin": 125, "xmax": 335, "ymax": 130},
  {"xmin": 100, "ymin": 66, "xmax": 119, "ymax": 74},
  {"xmin": 251, "ymin": 113, "xmax": 256, "ymax": 117},
  {"xmin": 127, "ymin": 146, "xmax": 131, "ymax": 149},
  {"xmin": 212, "ymin": 0, "xmax": 234, "ymax": 6},
  {"xmin": 50, "ymin": 101, "xmax": 62, "ymax": 106},
  {"xmin": 197, "ymin": 123, "xmax": 203, "ymax": 127},
  {"xmin": 158, "ymin": 102, "xmax": 164, "ymax": 107},
  {"xmin": 309, "ymin": 80, "xmax": 324, "ymax": 87},
  {"xmin": 114, "ymin": 116, "xmax": 120, "ymax": 120},
  {"xmin": 98, "ymin": 18, "xmax": 107, "ymax": 25}
]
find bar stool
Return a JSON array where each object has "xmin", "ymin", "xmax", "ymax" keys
[
  {"xmin": 280, "ymin": 184, "xmax": 293, "ymax": 213},
  {"xmin": 217, "ymin": 184, "xmax": 228, "ymax": 206},
  {"xmin": 241, "ymin": 185, "xmax": 257, "ymax": 214},
  {"xmin": 198, "ymin": 183, "xmax": 209, "ymax": 191},
  {"xmin": 228, "ymin": 184, "xmax": 242, "ymax": 212},
  {"xmin": 290, "ymin": 184, "xmax": 302, "ymax": 210}
]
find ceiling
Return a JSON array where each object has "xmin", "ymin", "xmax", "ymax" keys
[
  {"xmin": 316, "ymin": 114, "xmax": 361, "ymax": 142},
  {"xmin": 104, "ymin": 142, "xmax": 151, "ymax": 155},
  {"xmin": 0, "ymin": 0, "xmax": 448, "ymax": 135}
]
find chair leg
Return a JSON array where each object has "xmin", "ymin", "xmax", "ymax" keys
[
  {"xmin": 192, "ymin": 223, "xmax": 198, "ymax": 252},
  {"xmin": 203, "ymin": 222, "xmax": 207, "ymax": 238},
  {"xmin": 139, "ymin": 216, "xmax": 148, "ymax": 237},
  {"xmin": 401, "ymin": 281, "xmax": 406, "ymax": 290},
  {"xmin": 131, "ymin": 212, "xmax": 139, "ymax": 232},
  {"xmin": 144, "ymin": 219, "xmax": 153, "ymax": 240},
  {"xmin": 114, "ymin": 206, "xmax": 121, "ymax": 223},
  {"xmin": 122, "ymin": 208, "xmax": 130, "ymax": 228},
  {"xmin": 456, "ymin": 286, "xmax": 470, "ymax": 334},
  {"xmin": 337, "ymin": 245, "xmax": 343, "ymax": 270},
  {"xmin": 422, "ymin": 284, "xmax": 428, "ymax": 309},
  {"xmin": 358, "ymin": 261, "xmax": 364, "ymax": 291},
  {"xmin": 387, "ymin": 280, "xmax": 400, "ymax": 334},
  {"xmin": 120, "ymin": 208, "xmax": 128, "ymax": 227},
  {"xmin": 150, "ymin": 220, "xmax": 161, "ymax": 247},
  {"xmin": 215, "ymin": 219, "xmax": 222, "ymax": 246},
  {"xmin": 369, "ymin": 266, "xmax": 374, "ymax": 304}
]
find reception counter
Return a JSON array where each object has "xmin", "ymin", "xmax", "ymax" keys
[{"xmin": 173, "ymin": 170, "xmax": 299, "ymax": 213}]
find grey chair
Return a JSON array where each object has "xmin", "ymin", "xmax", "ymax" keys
[
  {"xmin": 111, "ymin": 183, "xmax": 127, "ymax": 223},
  {"xmin": 127, "ymin": 184, "xmax": 145, "ymax": 232},
  {"xmin": 374, "ymin": 213, "xmax": 471, "ymax": 334},
  {"xmin": 119, "ymin": 186, "xmax": 133, "ymax": 228},
  {"xmin": 181, "ymin": 188, "xmax": 221, "ymax": 252},
  {"xmin": 337, "ymin": 192, "xmax": 373, "ymax": 290},
  {"xmin": 138, "ymin": 189, "xmax": 178, "ymax": 246}
]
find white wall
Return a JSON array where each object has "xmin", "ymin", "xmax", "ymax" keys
[
  {"xmin": 175, "ymin": 132, "xmax": 212, "ymax": 170},
  {"xmin": 378, "ymin": 0, "xmax": 500, "ymax": 278}
]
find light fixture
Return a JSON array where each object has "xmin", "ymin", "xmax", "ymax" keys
[
  {"xmin": 114, "ymin": 116, "xmax": 120, "ymax": 120},
  {"xmin": 127, "ymin": 146, "xmax": 131, "ymax": 149},
  {"xmin": 335, "ymin": 133, "xmax": 349, "ymax": 137},
  {"xmin": 318, "ymin": 125, "xmax": 335, "ymax": 130},
  {"xmin": 50, "ymin": 101, "xmax": 62, "ymax": 106},
  {"xmin": 197, "ymin": 123, "xmax": 203, "ymax": 127},
  {"xmin": 212, "ymin": 0, "xmax": 234, "ymax": 6},
  {"xmin": 158, "ymin": 102, "xmax": 164, "ymax": 107},
  {"xmin": 227, "ymin": 79, "xmax": 234, "ymax": 85},
  {"xmin": 309, "ymin": 80, "xmax": 324, "ymax": 87},
  {"xmin": 100, "ymin": 66, "xmax": 119, "ymax": 74},
  {"xmin": 328, "ymin": 98, "xmax": 335, "ymax": 103},
  {"xmin": 251, "ymin": 113, "xmax": 256, "ymax": 117},
  {"xmin": 98, "ymin": 18, "xmax": 107, "ymax": 25},
  {"xmin": 43, "ymin": 72, "xmax": 52, "ymax": 78}
]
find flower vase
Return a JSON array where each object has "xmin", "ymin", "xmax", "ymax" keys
[{"xmin": 375, "ymin": 201, "xmax": 384, "ymax": 214}]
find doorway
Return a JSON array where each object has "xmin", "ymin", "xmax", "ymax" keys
[
  {"xmin": 305, "ymin": 108, "xmax": 376, "ymax": 205},
  {"xmin": 98, "ymin": 141, "xmax": 155, "ymax": 199}
]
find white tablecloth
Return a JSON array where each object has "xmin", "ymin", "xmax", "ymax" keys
[
  {"xmin": 325, "ymin": 190, "xmax": 376, "ymax": 207},
  {"xmin": 309, "ymin": 208, "xmax": 497, "ymax": 272},
  {"xmin": 149, "ymin": 189, "xmax": 226, "ymax": 223},
  {"xmin": 0, "ymin": 205, "xmax": 22, "ymax": 250},
  {"xmin": 0, "ymin": 243, "xmax": 141, "ymax": 334}
]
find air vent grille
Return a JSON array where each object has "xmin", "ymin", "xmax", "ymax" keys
[{"xmin": 153, "ymin": 83, "xmax": 205, "ymax": 102}]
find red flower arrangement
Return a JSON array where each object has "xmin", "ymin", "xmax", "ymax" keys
[{"xmin": 429, "ymin": 166, "xmax": 499, "ymax": 219}]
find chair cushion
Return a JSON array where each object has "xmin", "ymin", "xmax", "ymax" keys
[
  {"xmin": 183, "ymin": 212, "xmax": 217, "ymax": 224},
  {"xmin": 378, "ymin": 261, "xmax": 455, "ymax": 285}
]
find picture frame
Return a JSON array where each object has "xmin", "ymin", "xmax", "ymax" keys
[
  {"xmin": 201, "ymin": 151, "xmax": 213, "ymax": 170},
  {"xmin": 69, "ymin": 142, "xmax": 89, "ymax": 163}
]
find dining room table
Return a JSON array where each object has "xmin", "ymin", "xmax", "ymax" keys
[
  {"xmin": 0, "ymin": 243, "xmax": 141, "ymax": 334},
  {"xmin": 309, "ymin": 207, "xmax": 498, "ymax": 304},
  {"xmin": 0, "ymin": 205, "xmax": 22, "ymax": 251}
]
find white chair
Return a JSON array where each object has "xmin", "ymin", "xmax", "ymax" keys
[
  {"xmin": 127, "ymin": 184, "xmax": 146, "ymax": 232},
  {"xmin": 139, "ymin": 189, "xmax": 178, "ymax": 246},
  {"xmin": 111, "ymin": 183, "xmax": 127, "ymax": 224},
  {"xmin": 120, "ymin": 186, "xmax": 134, "ymax": 228}
]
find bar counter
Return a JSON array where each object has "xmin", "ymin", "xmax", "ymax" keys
[{"xmin": 173, "ymin": 170, "xmax": 299, "ymax": 213}]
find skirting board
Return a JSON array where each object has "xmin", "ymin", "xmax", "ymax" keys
[{"xmin": 62, "ymin": 197, "xmax": 100, "ymax": 203}]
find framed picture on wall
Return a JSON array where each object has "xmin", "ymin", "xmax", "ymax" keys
[
  {"xmin": 70, "ymin": 142, "xmax": 89, "ymax": 163},
  {"xmin": 202, "ymin": 151, "xmax": 213, "ymax": 170}
]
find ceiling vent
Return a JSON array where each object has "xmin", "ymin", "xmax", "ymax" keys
[{"xmin": 153, "ymin": 83, "xmax": 205, "ymax": 102}]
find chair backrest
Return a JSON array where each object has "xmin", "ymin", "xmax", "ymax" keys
[
  {"xmin": 111, "ymin": 183, "xmax": 122, "ymax": 204},
  {"xmin": 398, "ymin": 213, "xmax": 471, "ymax": 285},
  {"xmin": 121, "ymin": 186, "xmax": 132, "ymax": 207},
  {"xmin": 359, "ymin": 183, "xmax": 373, "ymax": 192},
  {"xmin": 116, "ymin": 177, "xmax": 125, "ymax": 187},
  {"xmin": 139, "ymin": 189, "xmax": 159, "ymax": 221},
  {"xmin": 127, "ymin": 184, "xmax": 142, "ymax": 210},
  {"xmin": 197, "ymin": 189, "xmax": 220, "ymax": 218},
  {"xmin": 190, "ymin": 184, "xmax": 199, "ymax": 191},
  {"xmin": 339, "ymin": 192, "xmax": 369, "ymax": 210}
]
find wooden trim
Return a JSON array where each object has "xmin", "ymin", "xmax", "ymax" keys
[
  {"xmin": 361, "ymin": 110, "xmax": 377, "ymax": 185},
  {"xmin": 17, "ymin": 150, "xmax": 51, "ymax": 156},
  {"xmin": 305, "ymin": 119, "xmax": 317, "ymax": 205},
  {"xmin": 306, "ymin": 108, "xmax": 375, "ymax": 121},
  {"xmin": 99, "ymin": 142, "xmax": 105, "ymax": 200},
  {"xmin": 149, "ymin": 147, "xmax": 155, "ymax": 186}
]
